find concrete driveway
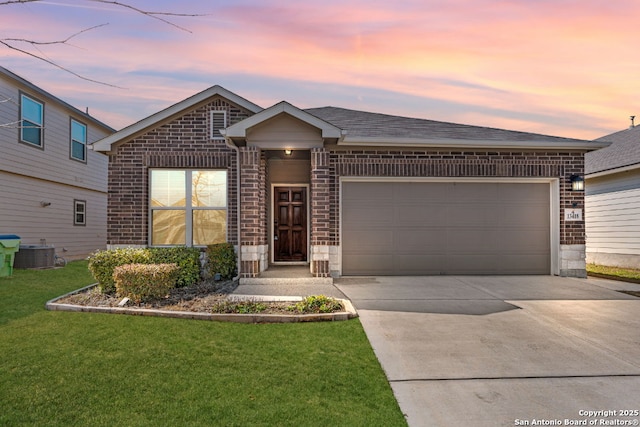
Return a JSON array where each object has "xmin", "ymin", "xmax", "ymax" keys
[{"xmin": 334, "ymin": 276, "xmax": 640, "ymax": 427}]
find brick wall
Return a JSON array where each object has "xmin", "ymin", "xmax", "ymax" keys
[
  {"xmin": 107, "ymin": 97, "xmax": 253, "ymax": 246},
  {"xmin": 327, "ymin": 149, "xmax": 585, "ymax": 246}
]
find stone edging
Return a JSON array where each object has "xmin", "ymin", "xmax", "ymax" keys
[{"xmin": 45, "ymin": 284, "xmax": 358, "ymax": 323}]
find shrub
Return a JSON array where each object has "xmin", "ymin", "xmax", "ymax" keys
[
  {"xmin": 288, "ymin": 295, "xmax": 344, "ymax": 314},
  {"xmin": 88, "ymin": 248, "xmax": 152, "ymax": 294},
  {"xmin": 148, "ymin": 247, "xmax": 201, "ymax": 288},
  {"xmin": 114, "ymin": 263, "xmax": 179, "ymax": 304},
  {"xmin": 88, "ymin": 247, "xmax": 202, "ymax": 294},
  {"xmin": 210, "ymin": 300, "xmax": 267, "ymax": 314},
  {"xmin": 205, "ymin": 243, "xmax": 237, "ymax": 280}
]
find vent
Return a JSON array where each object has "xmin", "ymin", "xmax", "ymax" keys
[{"xmin": 211, "ymin": 110, "xmax": 227, "ymax": 140}]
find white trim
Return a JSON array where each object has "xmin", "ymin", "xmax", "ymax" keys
[
  {"xmin": 148, "ymin": 169, "xmax": 228, "ymax": 247},
  {"xmin": 586, "ymin": 162, "xmax": 640, "ymax": 179},
  {"xmin": 210, "ymin": 110, "xmax": 227, "ymax": 140},
  {"xmin": 339, "ymin": 176, "xmax": 560, "ymax": 276},
  {"xmin": 92, "ymin": 85, "xmax": 262, "ymax": 152},
  {"xmin": 269, "ymin": 183, "xmax": 311, "ymax": 265},
  {"xmin": 223, "ymin": 101, "xmax": 342, "ymax": 139},
  {"xmin": 339, "ymin": 136, "xmax": 610, "ymax": 151}
]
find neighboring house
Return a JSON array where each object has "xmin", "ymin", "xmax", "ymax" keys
[
  {"xmin": 585, "ymin": 123, "xmax": 640, "ymax": 269},
  {"xmin": 93, "ymin": 85, "xmax": 607, "ymax": 279},
  {"xmin": 0, "ymin": 67, "xmax": 115, "ymax": 260}
]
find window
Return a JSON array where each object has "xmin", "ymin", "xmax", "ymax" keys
[
  {"xmin": 150, "ymin": 170, "xmax": 227, "ymax": 246},
  {"xmin": 210, "ymin": 110, "xmax": 227, "ymax": 140},
  {"xmin": 74, "ymin": 200, "xmax": 86, "ymax": 226},
  {"xmin": 70, "ymin": 119, "xmax": 87, "ymax": 162},
  {"xmin": 20, "ymin": 94, "xmax": 44, "ymax": 147}
]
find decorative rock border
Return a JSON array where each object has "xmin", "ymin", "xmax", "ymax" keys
[{"xmin": 45, "ymin": 284, "xmax": 358, "ymax": 323}]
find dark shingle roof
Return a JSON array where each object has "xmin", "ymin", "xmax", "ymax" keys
[
  {"xmin": 586, "ymin": 125, "xmax": 640, "ymax": 175},
  {"xmin": 305, "ymin": 106, "xmax": 593, "ymax": 144}
]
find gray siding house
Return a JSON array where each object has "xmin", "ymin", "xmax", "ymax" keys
[
  {"xmin": 0, "ymin": 67, "xmax": 114, "ymax": 260},
  {"xmin": 585, "ymin": 124, "xmax": 640, "ymax": 268},
  {"xmin": 93, "ymin": 85, "xmax": 607, "ymax": 279}
]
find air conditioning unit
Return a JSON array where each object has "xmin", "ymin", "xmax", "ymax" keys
[{"xmin": 14, "ymin": 245, "xmax": 55, "ymax": 269}]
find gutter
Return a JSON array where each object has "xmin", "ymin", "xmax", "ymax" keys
[
  {"xmin": 586, "ymin": 162, "xmax": 640, "ymax": 179},
  {"xmin": 221, "ymin": 129, "xmax": 242, "ymax": 282},
  {"xmin": 338, "ymin": 137, "xmax": 611, "ymax": 151}
]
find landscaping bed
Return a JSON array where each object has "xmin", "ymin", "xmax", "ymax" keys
[{"xmin": 48, "ymin": 279, "xmax": 357, "ymax": 322}]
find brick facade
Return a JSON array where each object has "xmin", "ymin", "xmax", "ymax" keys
[
  {"xmin": 325, "ymin": 149, "xmax": 585, "ymax": 247},
  {"xmin": 106, "ymin": 97, "xmax": 253, "ymax": 247},
  {"xmin": 105, "ymin": 92, "xmax": 588, "ymax": 278}
]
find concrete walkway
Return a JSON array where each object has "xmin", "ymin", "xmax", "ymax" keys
[{"xmin": 334, "ymin": 276, "xmax": 640, "ymax": 427}]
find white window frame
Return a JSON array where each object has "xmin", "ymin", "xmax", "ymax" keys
[
  {"xmin": 70, "ymin": 118, "xmax": 87, "ymax": 162},
  {"xmin": 149, "ymin": 169, "xmax": 228, "ymax": 247},
  {"xmin": 74, "ymin": 199, "xmax": 87, "ymax": 226},
  {"xmin": 210, "ymin": 110, "xmax": 227, "ymax": 140},
  {"xmin": 20, "ymin": 93, "xmax": 44, "ymax": 148}
]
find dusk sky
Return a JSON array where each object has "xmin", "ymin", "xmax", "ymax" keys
[{"xmin": 2, "ymin": 0, "xmax": 639, "ymax": 140}]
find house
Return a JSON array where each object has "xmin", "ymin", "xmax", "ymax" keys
[
  {"xmin": 92, "ymin": 85, "xmax": 607, "ymax": 279},
  {"xmin": 585, "ymin": 122, "xmax": 640, "ymax": 269},
  {"xmin": 0, "ymin": 67, "xmax": 115, "ymax": 261}
]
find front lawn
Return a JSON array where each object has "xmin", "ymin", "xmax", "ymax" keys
[
  {"xmin": 0, "ymin": 262, "xmax": 406, "ymax": 426},
  {"xmin": 586, "ymin": 263, "xmax": 640, "ymax": 283}
]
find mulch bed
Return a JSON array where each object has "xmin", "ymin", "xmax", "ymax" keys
[{"xmin": 55, "ymin": 280, "xmax": 342, "ymax": 314}]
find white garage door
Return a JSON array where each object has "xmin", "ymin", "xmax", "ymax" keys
[{"xmin": 342, "ymin": 181, "xmax": 550, "ymax": 275}]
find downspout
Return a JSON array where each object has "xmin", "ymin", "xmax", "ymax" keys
[{"xmin": 220, "ymin": 129, "xmax": 241, "ymax": 282}]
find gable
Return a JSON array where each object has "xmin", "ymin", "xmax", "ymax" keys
[
  {"xmin": 222, "ymin": 101, "xmax": 343, "ymax": 148},
  {"xmin": 246, "ymin": 113, "xmax": 323, "ymax": 149},
  {"xmin": 92, "ymin": 85, "xmax": 262, "ymax": 153}
]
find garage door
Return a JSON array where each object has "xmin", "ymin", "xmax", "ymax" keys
[{"xmin": 342, "ymin": 181, "xmax": 550, "ymax": 275}]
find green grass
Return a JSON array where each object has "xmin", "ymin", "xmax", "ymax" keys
[
  {"xmin": 0, "ymin": 262, "xmax": 406, "ymax": 426},
  {"xmin": 586, "ymin": 263, "xmax": 640, "ymax": 282}
]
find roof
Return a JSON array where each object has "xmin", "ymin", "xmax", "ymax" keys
[
  {"xmin": 585, "ymin": 125, "xmax": 640, "ymax": 176},
  {"xmin": 92, "ymin": 85, "xmax": 263, "ymax": 152},
  {"xmin": 306, "ymin": 107, "xmax": 608, "ymax": 150},
  {"xmin": 0, "ymin": 66, "xmax": 115, "ymax": 133},
  {"xmin": 91, "ymin": 84, "xmax": 609, "ymax": 153}
]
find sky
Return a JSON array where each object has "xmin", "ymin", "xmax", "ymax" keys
[{"xmin": 2, "ymin": 0, "xmax": 639, "ymax": 140}]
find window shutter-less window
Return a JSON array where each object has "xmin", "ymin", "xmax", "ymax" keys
[{"xmin": 211, "ymin": 111, "xmax": 226, "ymax": 140}]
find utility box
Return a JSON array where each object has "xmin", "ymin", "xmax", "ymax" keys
[
  {"xmin": 14, "ymin": 245, "xmax": 55, "ymax": 269},
  {"xmin": 0, "ymin": 235, "xmax": 21, "ymax": 277}
]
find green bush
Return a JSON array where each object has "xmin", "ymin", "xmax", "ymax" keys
[
  {"xmin": 211, "ymin": 300, "xmax": 267, "ymax": 314},
  {"xmin": 148, "ymin": 247, "xmax": 201, "ymax": 288},
  {"xmin": 114, "ymin": 263, "xmax": 179, "ymax": 304},
  {"xmin": 87, "ymin": 248, "xmax": 152, "ymax": 294},
  {"xmin": 87, "ymin": 247, "xmax": 201, "ymax": 294},
  {"xmin": 205, "ymin": 243, "xmax": 237, "ymax": 280},
  {"xmin": 289, "ymin": 295, "xmax": 344, "ymax": 314}
]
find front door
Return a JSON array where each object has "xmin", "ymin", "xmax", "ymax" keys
[{"xmin": 274, "ymin": 187, "xmax": 307, "ymax": 262}]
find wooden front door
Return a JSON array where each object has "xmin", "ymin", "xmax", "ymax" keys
[{"xmin": 274, "ymin": 187, "xmax": 307, "ymax": 262}]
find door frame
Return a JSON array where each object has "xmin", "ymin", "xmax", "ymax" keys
[{"xmin": 270, "ymin": 183, "xmax": 310, "ymax": 265}]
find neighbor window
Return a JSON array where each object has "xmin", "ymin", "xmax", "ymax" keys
[
  {"xmin": 210, "ymin": 110, "xmax": 227, "ymax": 140},
  {"xmin": 70, "ymin": 119, "xmax": 87, "ymax": 162},
  {"xmin": 20, "ymin": 94, "xmax": 44, "ymax": 147},
  {"xmin": 74, "ymin": 200, "xmax": 86, "ymax": 226},
  {"xmin": 150, "ymin": 169, "xmax": 227, "ymax": 246}
]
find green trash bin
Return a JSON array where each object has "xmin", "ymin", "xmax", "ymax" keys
[{"xmin": 0, "ymin": 235, "xmax": 21, "ymax": 277}]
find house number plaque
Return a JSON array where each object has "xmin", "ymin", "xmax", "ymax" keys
[{"xmin": 564, "ymin": 209, "xmax": 583, "ymax": 221}]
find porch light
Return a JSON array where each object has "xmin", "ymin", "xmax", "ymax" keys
[
  {"xmin": 284, "ymin": 149, "xmax": 292, "ymax": 156},
  {"xmin": 570, "ymin": 174, "xmax": 584, "ymax": 191}
]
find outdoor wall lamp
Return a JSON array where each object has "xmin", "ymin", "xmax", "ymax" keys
[
  {"xmin": 284, "ymin": 149, "xmax": 292, "ymax": 156},
  {"xmin": 570, "ymin": 174, "xmax": 585, "ymax": 191}
]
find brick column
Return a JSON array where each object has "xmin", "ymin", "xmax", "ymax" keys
[
  {"xmin": 310, "ymin": 148, "xmax": 333, "ymax": 277},
  {"xmin": 239, "ymin": 147, "xmax": 267, "ymax": 277}
]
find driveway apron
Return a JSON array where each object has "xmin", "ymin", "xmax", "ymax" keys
[{"xmin": 335, "ymin": 276, "xmax": 640, "ymax": 427}]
